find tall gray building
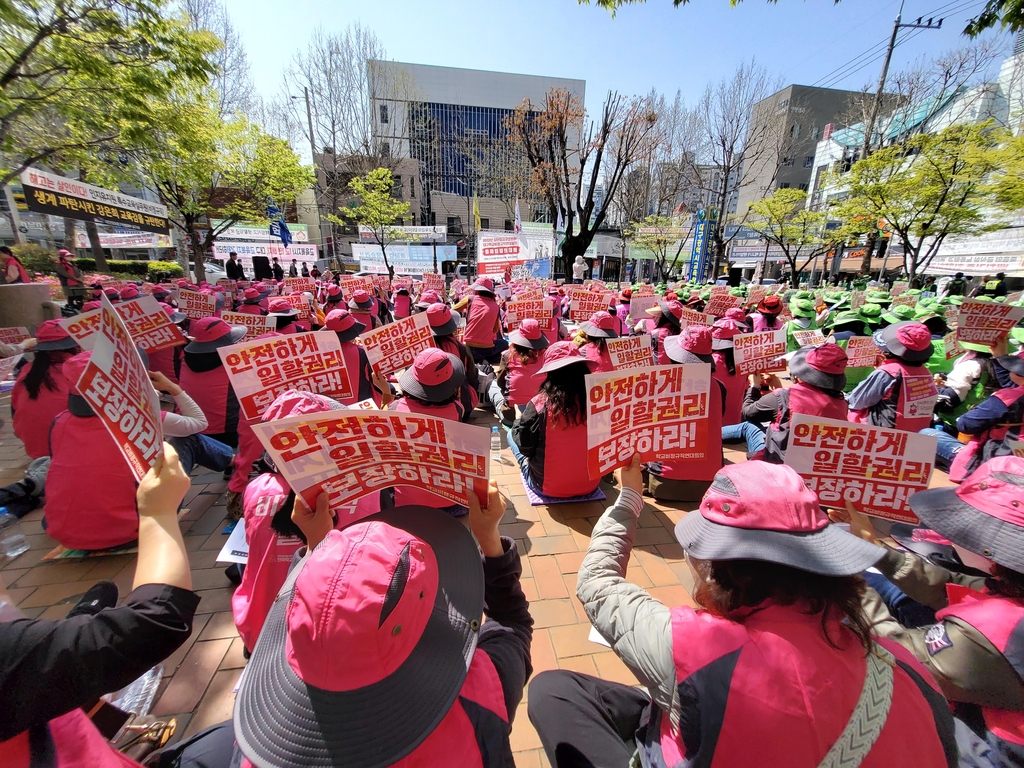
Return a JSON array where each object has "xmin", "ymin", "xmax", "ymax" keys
[{"xmin": 735, "ymin": 85, "xmax": 865, "ymax": 216}]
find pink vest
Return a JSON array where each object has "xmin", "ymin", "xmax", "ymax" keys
[
  {"xmin": 12, "ymin": 364, "xmax": 72, "ymax": 459},
  {"xmin": 850, "ymin": 360, "xmax": 936, "ymax": 432},
  {"xmin": 232, "ymin": 474, "xmax": 303, "ymax": 651},
  {"xmin": 463, "ymin": 296, "xmax": 500, "ymax": 347},
  {"xmin": 0, "ymin": 708, "xmax": 141, "ymax": 768},
  {"xmin": 46, "ymin": 411, "xmax": 138, "ymax": 550},
  {"xmin": 712, "ymin": 352, "xmax": 745, "ymax": 425},
  {"xmin": 584, "ymin": 342, "xmax": 615, "ymax": 373},
  {"xmin": 391, "ymin": 398, "xmax": 463, "ymax": 507},
  {"xmin": 937, "ymin": 586, "xmax": 1024, "ymax": 747},
  {"xmin": 228, "ymin": 414, "xmax": 263, "ymax": 494},
  {"xmin": 147, "ymin": 345, "xmax": 181, "ymax": 384},
  {"xmin": 788, "ymin": 380, "xmax": 849, "ymax": 422},
  {"xmin": 646, "ymin": 604, "xmax": 953, "ymax": 768},
  {"xmin": 339, "ymin": 341, "xmax": 380, "ymax": 407},
  {"xmin": 180, "ymin": 363, "xmax": 231, "ymax": 434},
  {"xmin": 529, "ymin": 393, "xmax": 599, "ymax": 497},
  {"xmin": 652, "ymin": 326, "xmax": 675, "ymax": 366},
  {"xmin": 351, "ymin": 309, "xmax": 376, "ymax": 330},
  {"xmin": 949, "ymin": 386, "xmax": 1024, "ymax": 482},
  {"xmin": 394, "ymin": 293, "xmax": 412, "ymax": 318},
  {"xmin": 660, "ymin": 377, "xmax": 723, "ymax": 482},
  {"xmin": 506, "ymin": 352, "xmax": 546, "ymax": 407},
  {"xmin": 752, "ymin": 312, "xmax": 780, "ymax": 332},
  {"xmin": 236, "ymin": 303, "xmax": 264, "ymax": 316}
]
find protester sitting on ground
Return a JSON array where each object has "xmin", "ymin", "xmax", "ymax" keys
[
  {"xmin": 785, "ymin": 298, "xmax": 820, "ymax": 351},
  {"xmin": 0, "ymin": 443, "xmax": 206, "ymax": 768},
  {"xmin": 849, "ymin": 455, "xmax": 1024, "ymax": 764},
  {"xmin": 644, "ymin": 299, "xmax": 683, "ymax": 365},
  {"xmin": 488, "ymin": 318, "xmax": 550, "ymax": 424},
  {"xmin": 453, "ymin": 278, "xmax": 507, "ymax": 364},
  {"xmin": 147, "ymin": 303, "xmax": 187, "ymax": 384},
  {"xmin": 847, "ymin": 321, "xmax": 938, "ymax": 432},
  {"xmin": 149, "ymin": 370, "xmax": 234, "ymax": 477},
  {"xmin": 266, "ymin": 298, "xmax": 300, "ymax": 334},
  {"xmin": 743, "ymin": 344, "xmax": 850, "ymax": 464},
  {"xmin": 750, "ymin": 293, "xmax": 784, "ymax": 331},
  {"xmin": 510, "ymin": 341, "xmax": 601, "ymax": 499},
  {"xmin": 179, "ymin": 317, "xmax": 246, "ymax": 449},
  {"xmin": 348, "ymin": 289, "xmax": 380, "ymax": 330},
  {"xmin": 576, "ymin": 310, "xmax": 620, "ymax": 373},
  {"xmin": 934, "ymin": 337, "xmax": 1007, "ymax": 425},
  {"xmin": 427, "ymin": 302, "xmax": 479, "ymax": 420},
  {"xmin": 11, "ymin": 320, "xmax": 79, "ymax": 459},
  {"xmin": 528, "ymin": 458, "xmax": 957, "ymax": 768},
  {"xmin": 389, "ymin": 348, "xmax": 467, "ymax": 513},
  {"xmin": 645, "ymin": 326, "xmax": 725, "ymax": 501},
  {"xmin": 235, "ymin": 288, "xmax": 266, "ymax": 315},
  {"xmin": 324, "ymin": 309, "xmax": 390, "ymax": 408}
]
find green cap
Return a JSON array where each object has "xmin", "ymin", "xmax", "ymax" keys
[
  {"xmin": 857, "ymin": 303, "xmax": 883, "ymax": 325},
  {"xmin": 829, "ymin": 310, "xmax": 865, "ymax": 329},
  {"xmin": 881, "ymin": 305, "xmax": 917, "ymax": 324},
  {"xmin": 790, "ymin": 298, "xmax": 817, "ymax": 318},
  {"xmin": 795, "ymin": 290, "xmax": 814, "ymax": 301},
  {"xmin": 865, "ymin": 290, "xmax": 891, "ymax": 305},
  {"xmin": 949, "ymin": 295, "xmax": 964, "ymax": 306},
  {"xmin": 824, "ymin": 290, "xmax": 847, "ymax": 304}
]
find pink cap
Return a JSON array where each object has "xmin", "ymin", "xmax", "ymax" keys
[
  {"xmin": 679, "ymin": 325, "xmax": 713, "ymax": 356},
  {"xmin": 243, "ymin": 287, "xmax": 260, "ymax": 300},
  {"xmin": 724, "ymin": 307, "xmax": 746, "ymax": 323},
  {"xmin": 894, "ymin": 322, "xmax": 932, "ymax": 352},
  {"xmin": 268, "ymin": 298, "xmax": 295, "ymax": 314},
  {"xmin": 326, "ymin": 284, "xmax": 343, "ymax": 298},
  {"xmin": 516, "ymin": 318, "xmax": 542, "ymax": 341},
  {"xmin": 62, "ymin": 350, "xmax": 92, "ymax": 395},
  {"xmin": 701, "ymin": 462, "xmax": 828, "ymax": 533},
  {"xmin": 537, "ymin": 340, "xmax": 597, "ymax": 375},
  {"xmin": 586, "ymin": 311, "xmax": 617, "ymax": 332},
  {"xmin": 426, "ymin": 303, "xmax": 454, "ymax": 328},
  {"xmin": 82, "ymin": 300, "xmax": 102, "ymax": 312},
  {"xmin": 410, "ymin": 348, "xmax": 458, "ymax": 387},
  {"xmin": 324, "ymin": 309, "xmax": 362, "ymax": 334},
  {"xmin": 262, "ymin": 391, "xmax": 341, "ymax": 422},
  {"xmin": 418, "ymin": 290, "xmax": 440, "ymax": 305},
  {"xmin": 350, "ymin": 290, "xmax": 373, "ymax": 308},
  {"xmin": 190, "ymin": 317, "xmax": 233, "ymax": 343},
  {"xmin": 664, "ymin": 300, "xmax": 684, "ymax": 319},
  {"xmin": 805, "ymin": 343, "xmax": 848, "ymax": 375},
  {"xmin": 119, "ymin": 286, "xmax": 140, "ymax": 300},
  {"xmin": 472, "ymin": 277, "xmax": 495, "ymax": 293},
  {"xmin": 103, "ymin": 288, "xmax": 119, "ymax": 299}
]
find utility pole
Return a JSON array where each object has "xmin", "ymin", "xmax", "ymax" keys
[{"xmin": 858, "ymin": 2, "xmax": 942, "ymax": 275}]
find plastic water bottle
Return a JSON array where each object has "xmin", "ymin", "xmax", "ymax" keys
[
  {"xmin": 0, "ymin": 511, "xmax": 29, "ymax": 559},
  {"xmin": 490, "ymin": 426, "xmax": 502, "ymax": 461}
]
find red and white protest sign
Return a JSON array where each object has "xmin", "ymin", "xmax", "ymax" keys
[
  {"xmin": 785, "ymin": 414, "xmax": 936, "ymax": 523},
  {"xmin": 218, "ymin": 331, "xmax": 354, "ymax": 420},
  {"xmin": 221, "ymin": 311, "xmax": 274, "ymax": 337},
  {"xmin": 733, "ymin": 329, "xmax": 787, "ymax": 376},
  {"xmin": 679, "ymin": 309, "xmax": 712, "ymax": 329},
  {"xmin": 891, "ymin": 294, "xmax": 916, "ymax": 309},
  {"xmin": 514, "ymin": 287, "xmax": 543, "ymax": 302},
  {"xmin": 710, "ymin": 285, "xmax": 730, "ymax": 296},
  {"xmin": 705, "ymin": 294, "xmax": 742, "ymax": 317},
  {"xmin": 845, "ymin": 336, "xmax": 882, "ymax": 369},
  {"xmin": 115, "ymin": 296, "xmax": 188, "ymax": 353},
  {"xmin": 850, "ymin": 291, "xmax": 866, "ymax": 310},
  {"xmin": 793, "ymin": 329, "xmax": 826, "ymax": 348},
  {"xmin": 1008, "ymin": 439, "xmax": 1024, "ymax": 458},
  {"xmin": 59, "ymin": 309, "xmax": 101, "ymax": 349},
  {"xmin": 74, "ymin": 295, "xmax": 163, "ymax": 481},
  {"xmin": 585, "ymin": 364, "xmax": 711, "ymax": 477},
  {"xmin": 252, "ymin": 410, "xmax": 490, "ymax": 512},
  {"xmin": 0, "ymin": 327, "xmax": 30, "ymax": 345},
  {"xmin": 635, "ymin": 285, "xmax": 655, "ymax": 297},
  {"xmin": 372, "ymin": 275, "xmax": 391, "ymax": 292},
  {"xmin": 282, "ymin": 293, "xmax": 313, "ymax": 322},
  {"xmin": 178, "ymin": 289, "xmax": 217, "ymax": 320},
  {"xmin": 340, "ymin": 275, "xmax": 374, "ymax": 298},
  {"xmin": 284, "ymin": 277, "xmax": 315, "ymax": 294},
  {"xmin": 890, "ymin": 281, "xmax": 910, "ymax": 297},
  {"xmin": 606, "ymin": 335, "xmax": 654, "ymax": 369},
  {"xmin": 506, "ymin": 299, "xmax": 554, "ymax": 332},
  {"xmin": 361, "ymin": 312, "xmax": 435, "ymax": 376},
  {"xmin": 0, "ymin": 354, "xmax": 22, "ymax": 381},
  {"xmin": 956, "ymin": 299, "xmax": 1024, "ymax": 346},
  {"xmin": 570, "ymin": 293, "xmax": 614, "ymax": 321},
  {"xmin": 944, "ymin": 331, "xmax": 965, "ymax": 361},
  {"xmin": 746, "ymin": 286, "xmax": 768, "ymax": 309},
  {"xmin": 628, "ymin": 296, "xmax": 659, "ymax": 324},
  {"xmin": 421, "ymin": 273, "xmax": 445, "ymax": 293}
]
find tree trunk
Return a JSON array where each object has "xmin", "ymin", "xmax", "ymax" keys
[
  {"xmin": 189, "ymin": 226, "xmax": 205, "ymax": 283},
  {"xmin": 85, "ymin": 220, "xmax": 109, "ymax": 272},
  {"xmin": 62, "ymin": 217, "xmax": 77, "ymax": 251},
  {"xmin": 379, "ymin": 242, "xmax": 394, "ymax": 281},
  {"xmin": 860, "ymin": 231, "xmax": 876, "ymax": 275},
  {"xmin": 3, "ymin": 210, "xmax": 22, "ymax": 244}
]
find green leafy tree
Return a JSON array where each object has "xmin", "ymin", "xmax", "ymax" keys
[
  {"xmin": 625, "ymin": 215, "xmax": 692, "ymax": 281},
  {"xmin": 747, "ymin": 189, "xmax": 835, "ymax": 284},
  {"xmin": 0, "ymin": 0, "xmax": 217, "ymax": 189},
  {"xmin": 831, "ymin": 122, "xmax": 1007, "ymax": 284},
  {"xmin": 328, "ymin": 168, "xmax": 410, "ymax": 280}
]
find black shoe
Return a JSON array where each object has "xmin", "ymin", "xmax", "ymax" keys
[
  {"xmin": 66, "ymin": 581, "xmax": 119, "ymax": 618},
  {"xmin": 224, "ymin": 563, "xmax": 244, "ymax": 585}
]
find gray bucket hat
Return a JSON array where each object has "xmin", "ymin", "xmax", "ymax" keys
[
  {"xmin": 788, "ymin": 344, "xmax": 848, "ymax": 391},
  {"xmin": 398, "ymin": 348, "xmax": 465, "ymax": 401}
]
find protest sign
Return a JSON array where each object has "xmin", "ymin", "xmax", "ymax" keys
[
  {"xmin": 340, "ymin": 275, "xmax": 374, "ymax": 297},
  {"xmin": 282, "ymin": 293, "xmax": 313, "ymax": 322},
  {"xmin": 506, "ymin": 299, "xmax": 555, "ymax": 332},
  {"xmin": 956, "ymin": 299, "xmax": 1024, "ymax": 346},
  {"xmin": 710, "ymin": 285, "xmax": 730, "ymax": 296},
  {"xmin": 793, "ymin": 329, "xmax": 826, "ymax": 348},
  {"xmin": 850, "ymin": 291, "xmax": 865, "ymax": 310},
  {"xmin": 422, "ymin": 273, "xmax": 445, "ymax": 293},
  {"xmin": 570, "ymin": 293, "xmax": 614, "ymax": 321},
  {"xmin": 846, "ymin": 336, "xmax": 882, "ymax": 369},
  {"xmin": 252, "ymin": 410, "xmax": 490, "ymax": 512},
  {"xmin": 635, "ymin": 285, "xmax": 655, "ymax": 297},
  {"xmin": 115, "ymin": 296, "xmax": 188, "ymax": 353},
  {"xmin": 221, "ymin": 311, "xmax": 274, "ymax": 337},
  {"xmin": 178, "ymin": 289, "xmax": 217, "ymax": 320},
  {"xmin": 628, "ymin": 295, "xmax": 659, "ymax": 324},
  {"xmin": 372, "ymin": 275, "xmax": 391, "ymax": 292},
  {"xmin": 0, "ymin": 354, "xmax": 22, "ymax": 381},
  {"xmin": 679, "ymin": 309, "xmax": 712, "ymax": 328},
  {"xmin": 74, "ymin": 296, "xmax": 163, "ymax": 481},
  {"xmin": 1009, "ymin": 439, "xmax": 1024, "ymax": 458},
  {"xmin": 746, "ymin": 286, "xmax": 768, "ymax": 309},
  {"xmin": 0, "ymin": 327, "xmax": 30, "ymax": 345},
  {"xmin": 945, "ymin": 305, "xmax": 959, "ymax": 325},
  {"xmin": 361, "ymin": 312, "xmax": 435, "ymax": 376},
  {"xmin": 891, "ymin": 294, "xmax": 916, "ymax": 309},
  {"xmin": 785, "ymin": 414, "xmax": 936, "ymax": 523},
  {"xmin": 586, "ymin": 364, "xmax": 711, "ymax": 477},
  {"xmin": 284, "ymin": 276, "xmax": 315, "ymax": 294},
  {"xmin": 705, "ymin": 294, "xmax": 742, "ymax": 317},
  {"xmin": 944, "ymin": 331, "xmax": 965, "ymax": 361},
  {"xmin": 733, "ymin": 329, "xmax": 787, "ymax": 376},
  {"xmin": 216, "ymin": 279, "xmax": 235, "ymax": 300},
  {"xmin": 59, "ymin": 309, "xmax": 101, "ymax": 349},
  {"xmin": 891, "ymin": 281, "xmax": 910, "ymax": 297},
  {"xmin": 606, "ymin": 335, "xmax": 654, "ymax": 369},
  {"xmin": 515, "ymin": 288, "xmax": 544, "ymax": 302},
  {"xmin": 218, "ymin": 331, "xmax": 354, "ymax": 420}
]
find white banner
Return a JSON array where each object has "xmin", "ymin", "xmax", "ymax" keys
[
  {"xmin": 212, "ymin": 241, "xmax": 318, "ymax": 260},
  {"xmin": 352, "ymin": 243, "xmax": 455, "ymax": 275},
  {"xmin": 358, "ymin": 225, "xmax": 447, "ymax": 243}
]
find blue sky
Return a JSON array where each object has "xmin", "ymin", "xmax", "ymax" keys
[{"xmin": 226, "ymin": 0, "xmax": 1009, "ymax": 113}]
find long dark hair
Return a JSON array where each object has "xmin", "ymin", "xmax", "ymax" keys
[
  {"xmin": 511, "ymin": 342, "xmax": 542, "ymax": 366},
  {"xmin": 540, "ymin": 362, "xmax": 589, "ymax": 427},
  {"xmin": 719, "ymin": 346, "xmax": 736, "ymax": 376},
  {"xmin": 23, "ymin": 349, "xmax": 76, "ymax": 399},
  {"xmin": 987, "ymin": 564, "xmax": 1024, "ymax": 600},
  {"xmin": 693, "ymin": 558, "xmax": 873, "ymax": 655}
]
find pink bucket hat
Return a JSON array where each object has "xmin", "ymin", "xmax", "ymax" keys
[
  {"xmin": 398, "ymin": 348, "xmax": 465, "ymax": 401},
  {"xmin": 711, "ymin": 317, "xmax": 745, "ymax": 350},
  {"xmin": 326, "ymin": 284, "xmax": 344, "ymax": 300},
  {"xmin": 184, "ymin": 316, "xmax": 246, "ymax": 353},
  {"xmin": 647, "ymin": 299, "xmax": 684, "ymax": 327},
  {"xmin": 234, "ymin": 507, "xmax": 484, "ymax": 767},
  {"xmin": 665, "ymin": 325, "xmax": 714, "ymax": 365},
  {"xmin": 874, "ymin": 320, "xmax": 933, "ymax": 363},
  {"xmin": 349, "ymin": 289, "xmax": 374, "ymax": 311},
  {"xmin": 415, "ymin": 289, "xmax": 441, "ymax": 309},
  {"xmin": 242, "ymin": 287, "xmax": 261, "ymax": 303},
  {"xmin": 509, "ymin": 318, "xmax": 550, "ymax": 351},
  {"xmin": 119, "ymin": 285, "xmax": 140, "ymax": 300},
  {"xmin": 426, "ymin": 303, "xmax": 458, "ymax": 337},
  {"xmin": 268, "ymin": 298, "xmax": 298, "ymax": 317},
  {"xmin": 159, "ymin": 302, "xmax": 186, "ymax": 325},
  {"xmin": 62, "ymin": 350, "xmax": 92, "ymax": 397},
  {"xmin": 789, "ymin": 343, "xmax": 848, "ymax": 391},
  {"xmin": 471, "ymin": 277, "xmax": 495, "ymax": 295},
  {"xmin": 324, "ymin": 309, "xmax": 365, "ymax": 342},
  {"xmin": 537, "ymin": 340, "xmax": 597, "ymax": 375},
  {"xmin": 261, "ymin": 390, "xmax": 343, "ymax": 422},
  {"xmin": 675, "ymin": 462, "xmax": 884, "ymax": 576},
  {"xmin": 34, "ymin": 319, "xmax": 78, "ymax": 352},
  {"xmin": 580, "ymin": 311, "xmax": 620, "ymax": 339}
]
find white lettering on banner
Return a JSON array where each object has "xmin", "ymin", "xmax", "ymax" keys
[
  {"xmin": 733, "ymin": 329, "xmax": 787, "ymax": 376},
  {"xmin": 956, "ymin": 299, "xmax": 1024, "ymax": 346},
  {"xmin": 178, "ymin": 289, "xmax": 218, "ymax": 320},
  {"xmin": 506, "ymin": 300, "xmax": 554, "ymax": 332},
  {"xmin": 211, "ymin": 241, "xmax": 319, "ymax": 259},
  {"xmin": 358, "ymin": 225, "xmax": 447, "ymax": 243},
  {"xmin": 252, "ymin": 410, "xmax": 490, "ymax": 513},
  {"xmin": 74, "ymin": 231, "xmax": 173, "ymax": 249},
  {"xmin": 846, "ymin": 336, "xmax": 882, "ymax": 369},
  {"xmin": 586, "ymin": 364, "xmax": 711, "ymax": 477},
  {"xmin": 606, "ymin": 335, "xmax": 654, "ymax": 369},
  {"xmin": 218, "ymin": 332, "xmax": 354, "ymax": 421},
  {"xmin": 785, "ymin": 414, "xmax": 936, "ymax": 524},
  {"xmin": 76, "ymin": 295, "xmax": 164, "ymax": 481},
  {"xmin": 360, "ymin": 312, "xmax": 436, "ymax": 376},
  {"xmin": 0, "ymin": 327, "xmax": 30, "ymax": 345},
  {"xmin": 352, "ymin": 243, "xmax": 454, "ymax": 274},
  {"xmin": 221, "ymin": 311, "xmax": 274, "ymax": 337}
]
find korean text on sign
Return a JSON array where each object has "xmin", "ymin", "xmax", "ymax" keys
[
  {"xmin": 785, "ymin": 414, "xmax": 937, "ymax": 524},
  {"xmin": 340, "ymin": 276, "xmax": 373, "ymax": 298},
  {"xmin": 116, "ymin": 296, "xmax": 188, "ymax": 353},
  {"xmin": 284, "ymin": 277, "xmax": 315, "ymax": 294},
  {"xmin": 570, "ymin": 293, "xmax": 613, "ymax": 321},
  {"xmin": 75, "ymin": 295, "xmax": 164, "ymax": 481},
  {"xmin": 956, "ymin": 299, "xmax": 1024, "ymax": 346},
  {"xmin": 733, "ymin": 329, "xmax": 787, "ymax": 376},
  {"xmin": 506, "ymin": 300, "xmax": 554, "ymax": 332},
  {"xmin": 252, "ymin": 410, "xmax": 490, "ymax": 513},
  {"xmin": 179, "ymin": 289, "xmax": 217, "ymax": 320},
  {"xmin": 0, "ymin": 354, "xmax": 22, "ymax": 382},
  {"xmin": 606, "ymin": 335, "xmax": 654, "ymax": 369},
  {"xmin": 361, "ymin": 312, "xmax": 436, "ymax": 376},
  {"xmin": 282, "ymin": 293, "xmax": 313, "ymax": 322},
  {"xmin": 0, "ymin": 327, "xmax": 30, "ymax": 345},
  {"xmin": 585, "ymin": 364, "xmax": 711, "ymax": 477},
  {"xmin": 793, "ymin": 329, "xmax": 826, "ymax": 348},
  {"xmin": 679, "ymin": 309, "xmax": 712, "ymax": 328},
  {"xmin": 59, "ymin": 309, "xmax": 101, "ymax": 349},
  {"xmin": 218, "ymin": 332, "xmax": 354, "ymax": 421},
  {"xmin": 845, "ymin": 336, "xmax": 882, "ymax": 369},
  {"xmin": 628, "ymin": 296, "xmax": 659, "ymax": 323},
  {"xmin": 704, "ymin": 295, "xmax": 742, "ymax": 317},
  {"xmin": 422, "ymin": 273, "xmax": 445, "ymax": 293},
  {"xmin": 221, "ymin": 311, "xmax": 274, "ymax": 337}
]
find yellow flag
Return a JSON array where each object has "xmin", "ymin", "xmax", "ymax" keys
[{"xmin": 473, "ymin": 191, "xmax": 481, "ymax": 232}]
